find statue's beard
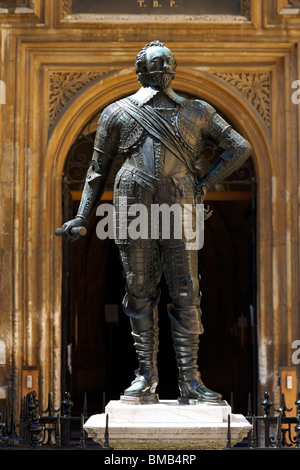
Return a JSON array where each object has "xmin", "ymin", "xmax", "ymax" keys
[{"xmin": 148, "ymin": 71, "xmax": 174, "ymax": 91}]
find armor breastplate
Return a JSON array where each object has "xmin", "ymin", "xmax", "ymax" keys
[
  {"xmin": 118, "ymin": 92, "xmax": 193, "ymax": 179},
  {"xmin": 176, "ymin": 100, "xmax": 208, "ymax": 155},
  {"xmin": 119, "ymin": 93, "xmax": 205, "ymax": 182}
]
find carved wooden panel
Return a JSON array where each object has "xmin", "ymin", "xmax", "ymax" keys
[
  {"xmin": 214, "ymin": 72, "xmax": 271, "ymax": 129},
  {"xmin": 49, "ymin": 71, "xmax": 107, "ymax": 127},
  {"xmin": 49, "ymin": 70, "xmax": 271, "ymax": 131}
]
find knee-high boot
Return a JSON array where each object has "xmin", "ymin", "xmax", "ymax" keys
[
  {"xmin": 168, "ymin": 304, "xmax": 222, "ymax": 403},
  {"xmin": 123, "ymin": 306, "xmax": 159, "ymax": 400}
]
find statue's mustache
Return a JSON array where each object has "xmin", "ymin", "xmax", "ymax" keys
[{"xmin": 148, "ymin": 71, "xmax": 175, "ymax": 76}]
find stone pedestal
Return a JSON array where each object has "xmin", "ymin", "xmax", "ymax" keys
[{"xmin": 84, "ymin": 399, "xmax": 252, "ymax": 450}]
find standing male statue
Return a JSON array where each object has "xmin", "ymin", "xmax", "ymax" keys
[{"xmin": 58, "ymin": 41, "xmax": 252, "ymax": 404}]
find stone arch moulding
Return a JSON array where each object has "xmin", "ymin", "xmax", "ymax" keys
[{"xmin": 45, "ymin": 67, "xmax": 273, "ymax": 407}]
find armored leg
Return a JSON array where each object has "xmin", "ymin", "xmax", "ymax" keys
[
  {"xmin": 118, "ymin": 239, "xmax": 162, "ymax": 401},
  {"xmin": 161, "ymin": 238, "xmax": 222, "ymax": 403},
  {"xmin": 168, "ymin": 304, "xmax": 222, "ymax": 403},
  {"xmin": 123, "ymin": 304, "xmax": 159, "ymax": 399}
]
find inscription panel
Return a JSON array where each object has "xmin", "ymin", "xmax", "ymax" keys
[
  {"xmin": 0, "ymin": 0, "xmax": 30, "ymax": 6},
  {"xmin": 71, "ymin": 0, "xmax": 242, "ymax": 16}
]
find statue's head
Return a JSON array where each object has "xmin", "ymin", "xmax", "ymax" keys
[{"xmin": 135, "ymin": 40, "xmax": 177, "ymax": 89}]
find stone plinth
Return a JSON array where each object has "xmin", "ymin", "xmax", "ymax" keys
[{"xmin": 83, "ymin": 399, "xmax": 252, "ymax": 450}]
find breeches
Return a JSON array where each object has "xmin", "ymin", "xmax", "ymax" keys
[
  {"xmin": 114, "ymin": 168, "xmax": 202, "ymax": 317},
  {"xmin": 118, "ymin": 238, "xmax": 201, "ymax": 316}
]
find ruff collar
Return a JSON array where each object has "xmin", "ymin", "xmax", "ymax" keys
[{"xmin": 128, "ymin": 86, "xmax": 186, "ymax": 107}]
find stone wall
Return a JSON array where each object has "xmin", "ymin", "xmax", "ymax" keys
[{"xmin": 0, "ymin": 0, "xmax": 299, "ymax": 413}]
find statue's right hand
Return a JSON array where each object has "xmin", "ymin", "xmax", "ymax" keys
[{"xmin": 55, "ymin": 218, "xmax": 87, "ymax": 241}]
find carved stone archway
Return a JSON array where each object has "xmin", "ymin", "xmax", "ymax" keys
[{"xmin": 45, "ymin": 68, "xmax": 272, "ymax": 409}]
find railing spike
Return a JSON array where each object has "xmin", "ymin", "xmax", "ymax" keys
[{"xmin": 226, "ymin": 414, "xmax": 231, "ymax": 449}]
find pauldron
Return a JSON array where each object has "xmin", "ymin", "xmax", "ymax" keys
[{"xmin": 119, "ymin": 116, "xmax": 144, "ymax": 152}]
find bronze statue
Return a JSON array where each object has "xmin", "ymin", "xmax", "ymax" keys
[{"xmin": 57, "ymin": 41, "xmax": 252, "ymax": 404}]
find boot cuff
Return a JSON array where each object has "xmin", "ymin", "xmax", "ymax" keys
[
  {"xmin": 167, "ymin": 304, "xmax": 204, "ymax": 334},
  {"xmin": 123, "ymin": 289, "xmax": 160, "ymax": 318}
]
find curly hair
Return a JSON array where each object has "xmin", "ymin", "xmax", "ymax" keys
[{"xmin": 135, "ymin": 40, "xmax": 177, "ymax": 86}]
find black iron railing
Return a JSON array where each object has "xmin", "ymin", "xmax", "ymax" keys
[
  {"xmin": 1, "ymin": 390, "xmax": 300, "ymax": 449},
  {"xmin": 227, "ymin": 391, "xmax": 300, "ymax": 449},
  {"xmin": 0, "ymin": 391, "xmax": 106, "ymax": 449}
]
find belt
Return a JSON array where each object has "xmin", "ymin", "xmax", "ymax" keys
[{"xmin": 116, "ymin": 164, "xmax": 194, "ymax": 203}]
